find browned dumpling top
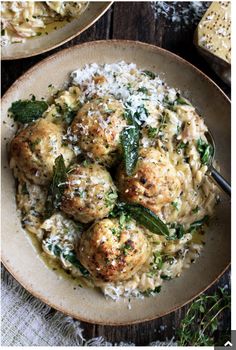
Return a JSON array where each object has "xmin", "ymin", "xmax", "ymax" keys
[
  {"xmin": 10, "ymin": 118, "xmax": 74, "ymax": 185},
  {"xmin": 61, "ymin": 163, "xmax": 117, "ymax": 224},
  {"xmin": 70, "ymin": 96, "xmax": 127, "ymax": 167},
  {"xmin": 117, "ymin": 147, "xmax": 181, "ymax": 214},
  {"xmin": 78, "ymin": 218, "xmax": 150, "ymax": 282}
]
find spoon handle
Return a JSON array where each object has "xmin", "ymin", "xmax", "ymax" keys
[{"xmin": 210, "ymin": 167, "xmax": 231, "ymax": 197}]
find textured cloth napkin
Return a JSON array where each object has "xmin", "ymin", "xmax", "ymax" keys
[{"xmin": 1, "ymin": 265, "xmax": 176, "ymax": 346}]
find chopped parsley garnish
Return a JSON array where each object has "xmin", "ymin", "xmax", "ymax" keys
[
  {"xmin": 147, "ymin": 126, "xmax": 158, "ymax": 138},
  {"xmin": 29, "ymin": 138, "xmax": 41, "ymax": 152},
  {"xmin": 142, "ymin": 70, "xmax": 156, "ymax": 79},
  {"xmin": 171, "ymin": 201, "xmax": 179, "ymax": 210},
  {"xmin": 124, "ymin": 103, "xmax": 149, "ymax": 126},
  {"xmin": 21, "ymin": 183, "xmax": 29, "ymax": 195},
  {"xmin": 176, "ymin": 141, "xmax": 188, "ymax": 151},
  {"xmin": 151, "ymin": 252, "xmax": 163, "ymax": 271},
  {"xmin": 175, "ymin": 96, "xmax": 192, "ymax": 106},
  {"xmin": 82, "ymin": 159, "xmax": 90, "ymax": 167},
  {"xmin": 142, "ymin": 285, "xmax": 161, "ymax": 296},
  {"xmin": 111, "ymin": 227, "xmax": 120, "ymax": 236},
  {"xmin": 192, "ymin": 206, "xmax": 200, "ymax": 214},
  {"xmin": 122, "ymin": 240, "xmax": 134, "ymax": 256},
  {"xmin": 105, "ymin": 189, "xmax": 118, "ymax": 207},
  {"xmin": 56, "ymin": 104, "xmax": 77, "ymax": 125},
  {"xmin": 160, "ymin": 274, "xmax": 171, "ymax": 280},
  {"xmin": 137, "ymin": 87, "xmax": 148, "ymax": 94},
  {"xmin": 197, "ymin": 138, "xmax": 213, "ymax": 165}
]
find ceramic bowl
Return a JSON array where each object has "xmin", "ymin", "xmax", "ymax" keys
[
  {"xmin": 1, "ymin": 40, "xmax": 231, "ymax": 325},
  {"xmin": 1, "ymin": 2, "xmax": 112, "ymax": 60}
]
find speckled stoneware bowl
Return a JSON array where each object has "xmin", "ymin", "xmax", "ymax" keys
[
  {"xmin": 1, "ymin": 40, "xmax": 231, "ymax": 325},
  {"xmin": 1, "ymin": 2, "xmax": 112, "ymax": 60}
]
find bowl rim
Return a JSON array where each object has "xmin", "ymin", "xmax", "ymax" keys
[
  {"xmin": 1, "ymin": 39, "xmax": 231, "ymax": 326},
  {"xmin": 1, "ymin": 2, "xmax": 113, "ymax": 60}
]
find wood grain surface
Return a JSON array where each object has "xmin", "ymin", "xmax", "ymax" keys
[{"xmin": 1, "ymin": 2, "xmax": 231, "ymax": 345}]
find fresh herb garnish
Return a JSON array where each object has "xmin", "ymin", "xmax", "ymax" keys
[
  {"xmin": 192, "ymin": 206, "xmax": 200, "ymax": 214},
  {"xmin": 171, "ymin": 201, "xmax": 179, "ymax": 210},
  {"xmin": 111, "ymin": 203, "xmax": 170, "ymax": 237},
  {"xmin": 45, "ymin": 155, "xmax": 67, "ymax": 216},
  {"xmin": 142, "ymin": 70, "xmax": 156, "ymax": 79},
  {"xmin": 104, "ymin": 189, "xmax": 118, "ymax": 207},
  {"xmin": 157, "ymin": 112, "xmax": 169, "ymax": 136},
  {"xmin": 21, "ymin": 183, "xmax": 29, "ymax": 195},
  {"xmin": 189, "ymin": 215, "xmax": 209, "ymax": 232},
  {"xmin": 147, "ymin": 126, "xmax": 158, "ymax": 138},
  {"xmin": 125, "ymin": 203, "xmax": 170, "ymax": 237},
  {"xmin": 160, "ymin": 274, "xmax": 171, "ymax": 280},
  {"xmin": 48, "ymin": 243, "xmax": 62, "ymax": 257},
  {"xmin": 29, "ymin": 138, "xmax": 41, "ymax": 152},
  {"xmin": 197, "ymin": 138, "xmax": 213, "ymax": 165},
  {"xmin": 9, "ymin": 100, "xmax": 48, "ymax": 124},
  {"xmin": 63, "ymin": 250, "xmax": 89, "ymax": 276},
  {"xmin": 63, "ymin": 108, "xmax": 76, "ymax": 125},
  {"xmin": 119, "ymin": 211, "xmax": 127, "ymax": 226},
  {"xmin": 121, "ymin": 125, "xmax": 140, "ymax": 176},
  {"xmin": 122, "ymin": 240, "xmax": 134, "ymax": 256},
  {"xmin": 48, "ymin": 244, "xmax": 89, "ymax": 277},
  {"xmin": 142, "ymin": 285, "xmax": 161, "ymax": 296},
  {"xmin": 137, "ymin": 87, "xmax": 148, "ymax": 94},
  {"xmin": 122, "ymin": 103, "xmax": 149, "ymax": 175},
  {"xmin": 178, "ymin": 287, "xmax": 230, "ymax": 346},
  {"xmin": 168, "ymin": 216, "xmax": 208, "ymax": 239},
  {"xmin": 151, "ymin": 252, "xmax": 163, "ymax": 271},
  {"xmin": 56, "ymin": 104, "xmax": 77, "ymax": 125},
  {"xmin": 163, "ymin": 94, "xmax": 192, "ymax": 110},
  {"xmin": 175, "ymin": 96, "xmax": 192, "ymax": 106},
  {"xmin": 168, "ymin": 223, "xmax": 185, "ymax": 240},
  {"xmin": 124, "ymin": 103, "xmax": 149, "ymax": 126},
  {"xmin": 176, "ymin": 141, "xmax": 188, "ymax": 152},
  {"xmin": 174, "ymin": 224, "xmax": 185, "ymax": 239}
]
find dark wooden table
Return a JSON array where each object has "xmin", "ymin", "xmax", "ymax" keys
[{"xmin": 2, "ymin": 2, "xmax": 230, "ymax": 345}]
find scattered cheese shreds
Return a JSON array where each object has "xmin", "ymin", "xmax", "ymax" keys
[{"xmin": 151, "ymin": 1, "xmax": 211, "ymax": 30}]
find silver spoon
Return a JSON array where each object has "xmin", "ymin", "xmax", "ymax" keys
[{"xmin": 206, "ymin": 130, "xmax": 231, "ymax": 196}]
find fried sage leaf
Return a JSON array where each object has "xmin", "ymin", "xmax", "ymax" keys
[
  {"xmin": 63, "ymin": 250, "xmax": 89, "ymax": 276},
  {"xmin": 175, "ymin": 97, "xmax": 192, "ymax": 106},
  {"xmin": 9, "ymin": 100, "xmax": 48, "ymax": 123},
  {"xmin": 142, "ymin": 70, "xmax": 156, "ymax": 79},
  {"xmin": 121, "ymin": 125, "xmax": 140, "ymax": 176},
  {"xmin": 45, "ymin": 155, "xmax": 67, "ymax": 216},
  {"xmin": 112, "ymin": 202, "xmax": 170, "ymax": 237},
  {"xmin": 189, "ymin": 215, "xmax": 209, "ymax": 231},
  {"xmin": 124, "ymin": 203, "xmax": 170, "ymax": 237},
  {"xmin": 49, "ymin": 244, "xmax": 89, "ymax": 277}
]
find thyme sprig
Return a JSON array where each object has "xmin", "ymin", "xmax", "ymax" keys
[{"xmin": 178, "ymin": 287, "xmax": 230, "ymax": 346}]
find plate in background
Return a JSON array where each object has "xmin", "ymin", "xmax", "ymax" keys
[
  {"xmin": 1, "ymin": 2, "xmax": 112, "ymax": 60},
  {"xmin": 1, "ymin": 40, "xmax": 231, "ymax": 325}
]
